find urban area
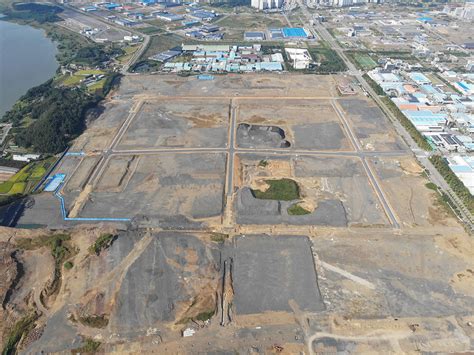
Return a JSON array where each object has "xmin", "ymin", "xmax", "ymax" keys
[{"xmin": 0, "ymin": 0, "xmax": 473, "ymax": 353}]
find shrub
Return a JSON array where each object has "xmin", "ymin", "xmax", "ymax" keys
[
  {"xmin": 210, "ymin": 233, "xmax": 229, "ymax": 243},
  {"xmin": 89, "ymin": 233, "xmax": 116, "ymax": 255},
  {"xmin": 71, "ymin": 338, "xmax": 101, "ymax": 354}
]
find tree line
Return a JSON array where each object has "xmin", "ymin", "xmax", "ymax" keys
[{"xmin": 2, "ymin": 74, "xmax": 120, "ymax": 154}]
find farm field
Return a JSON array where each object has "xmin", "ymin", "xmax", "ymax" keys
[{"xmin": 0, "ymin": 157, "xmax": 56, "ymax": 196}]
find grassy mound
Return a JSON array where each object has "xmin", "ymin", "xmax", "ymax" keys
[
  {"xmin": 252, "ymin": 179, "xmax": 300, "ymax": 201},
  {"xmin": 287, "ymin": 203, "xmax": 311, "ymax": 215}
]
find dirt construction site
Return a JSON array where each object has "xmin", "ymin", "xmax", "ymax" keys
[{"xmin": 1, "ymin": 74, "xmax": 473, "ymax": 354}]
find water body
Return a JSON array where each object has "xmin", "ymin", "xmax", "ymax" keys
[{"xmin": 0, "ymin": 19, "xmax": 59, "ymax": 116}]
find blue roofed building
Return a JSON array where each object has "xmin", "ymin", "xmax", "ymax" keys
[
  {"xmin": 408, "ymin": 72, "xmax": 431, "ymax": 85},
  {"xmin": 403, "ymin": 110, "xmax": 447, "ymax": 132},
  {"xmin": 282, "ymin": 27, "xmax": 309, "ymax": 39},
  {"xmin": 447, "ymin": 155, "xmax": 474, "ymax": 194}
]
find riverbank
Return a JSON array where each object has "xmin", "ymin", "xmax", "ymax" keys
[
  {"xmin": 0, "ymin": 19, "xmax": 59, "ymax": 116},
  {"xmin": 0, "ymin": 2, "xmax": 122, "ymax": 209}
]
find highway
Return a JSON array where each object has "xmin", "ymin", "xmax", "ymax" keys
[{"xmin": 296, "ymin": 0, "xmax": 473, "ymax": 230}]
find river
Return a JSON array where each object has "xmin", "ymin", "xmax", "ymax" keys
[{"xmin": 0, "ymin": 18, "xmax": 59, "ymax": 116}]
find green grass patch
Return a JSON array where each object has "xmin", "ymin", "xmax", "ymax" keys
[
  {"xmin": 347, "ymin": 52, "xmax": 378, "ymax": 70},
  {"xmin": 216, "ymin": 13, "xmax": 286, "ymax": 29},
  {"xmin": 0, "ymin": 157, "xmax": 56, "ymax": 196},
  {"xmin": 76, "ymin": 69, "xmax": 105, "ymax": 75},
  {"xmin": 71, "ymin": 338, "xmax": 101, "ymax": 354},
  {"xmin": 252, "ymin": 179, "xmax": 300, "ymax": 201},
  {"xmin": 62, "ymin": 74, "xmax": 82, "ymax": 86},
  {"xmin": 287, "ymin": 203, "xmax": 311, "ymax": 215},
  {"xmin": 61, "ymin": 70, "xmax": 107, "ymax": 87},
  {"xmin": 29, "ymin": 165, "xmax": 46, "ymax": 179},
  {"xmin": 64, "ymin": 261, "xmax": 73, "ymax": 270},
  {"xmin": 355, "ymin": 54, "xmax": 377, "ymax": 69},
  {"xmin": 307, "ymin": 46, "xmax": 347, "ymax": 73},
  {"xmin": 195, "ymin": 309, "xmax": 215, "ymax": 322},
  {"xmin": 10, "ymin": 165, "xmax": 30, "ymax": 183},
  {"xmin": 210, "ymin": 232, "xmax": 229, "ymax": 243},
  {"xmin": 15, "ymin": 233, "xmax": 70, "ymax": 250},
  {"xmin": 425, "ymin": 182, "xmax": 438, "ymax": 191},
  {"xmin": 1, "ymin": 311, "xmax": 39, "ymax": 355},
  {"xmin": 78, "ymin": 314, "xmax": 109, "ymax": 328},
  {"xmin": 87, "ymin": 78, "xmax": 107, "ymax": 92},
  {"xmin": 89, "ymin": 233, "xmax": 116, "ymax": 256},
  {"xmin": 10, "ymin": 182, "xmax": 26, "ymax": 194},
  {"xmin": 258, "ymin": 160, "xmax": 268, "ymax": 168},
  {"xmin": 0, "ymin": 181, "xmax": 14, "ymax": 194},
  {"xmin": 142, "ymin": 33, "xmax": 193, "ymax": 60},
  {"xmin": 116, "ymin": 45, "xmax": 139, "ymax": 64},
  {"xmin": 137, "ymin": 26, "xmax": 163, "ymax": 35}
]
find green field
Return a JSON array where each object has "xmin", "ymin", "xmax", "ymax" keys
[
  {"xmin": 307, "ymin": 46, "xmax": 348, "ymax": 73},
  {"xmin": 216, "ymin": 13, "xmax": 286, "ymax": 29},
  {"xmin": 346, "ymin": 51, "xmax": 378, "ymax": 70},
  {"xmin": 116, "ymin": 45, "xmax": 139, "ymax": 64},
  {"xmin": 136, "ymin": 26, "xmax": 163, "ymax": 35},
  {"xmin": 87, "ymin": 78, "xmax": 107, "ymax": 91},
  {"xmin": 0, "ymin": 157, "xmax": 56, "ymax": 196},
  {"xmin": 10, "ymin": 182, "xmax": 26, "ymax": 194},
  {"xmin": 354, "ymin": 54, "xmax": 377, "ymax": 70},
  {"xmin": 142, "ymin": 33, "xmax": 191, "ymax": 59},
  {"xmin": 62, "ymin": 69, "xmax": 106, "ymax": 87}
]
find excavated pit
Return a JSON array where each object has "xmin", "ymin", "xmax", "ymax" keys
[{"xmin": 236, "ymin": 123, "xmax": 291, "ymax": 149}]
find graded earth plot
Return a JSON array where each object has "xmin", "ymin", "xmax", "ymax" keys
[
  {"xmin": 234, "ymin": 154, "xmax": 387, "ymax": 227},
  {"xmin": 313, "ymin": 230, "xmax": 474, "ymax": 320},
  {"xmin": 337, "ymin": 98, "xmax": 406, "ymax": 151},
  {"xmin": 116, "ymin": 74, "xmax": 337, "ymax": 98},
  {"xmin": 62, "ymin": 156, "xmax": 100, "ymax": 193},
  {"xmin": 71, "ymin": 99, "xmax": 134, "ymax": 152},
  {"xmin": 231, "ymin": 235, "xmax": 325, "ymax": 315},
  {"xmin": 116, "ymin": 99, "xmax": 230, "ymax": 150},
  {"xmin": 236, "ymin": 99, "xmax": 352, "ymax": 151},
  {"xmin": 25, "ymin": 231, "xmax": 222, "ymax": 352},
  {"xmin": 368, "ymin": 156, "xmax": 462, "ymax": 229},
  {"xmin": 72, "ymin": 153, "xmax": 226, "ymax": 226}
]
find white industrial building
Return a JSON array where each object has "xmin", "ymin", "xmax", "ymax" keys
[
  {"xmin": 285, "ymin": 48, "xmax": 312, "ymax": 69},
  {"xmin": 251, "ymin": 0, "xmax": 283, "ymax": 10},
  {"xmin": 447, "ymin": 155, "xmax": 474, "ymax": 195}
]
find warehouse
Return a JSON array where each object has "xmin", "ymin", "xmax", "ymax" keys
[
  {"xmin": 402, "ymin": 110, "xmax": 447, "ymax": 132},
  {"xmin": 447, "ymin": 155, "xmax": 474, "ymax": 194},
  {"xmin": 244, "ymin": 32, "xmax": 266, "ymax": 41}
]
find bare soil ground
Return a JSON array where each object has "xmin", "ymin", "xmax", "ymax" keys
[{"xmin": 2, "ymin": 73, "xmax": 473, "ymax": 354}]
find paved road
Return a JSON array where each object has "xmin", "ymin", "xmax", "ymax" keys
[
  {"xmin": 226, "ymin": 101, "xmax": 237, "ymax": 197},
  {"xmin": 111, "ymin": 147, "xmax": 409, "ymax": 158},
  {"xmin": 297, "ymin": 0, "xmax": 473, "ymax": 230},
  {"xmin": 331, "ymin": 100, "xmax": 400, "ymax": 228},
  {"xmin": 62, "ymin": 4, "xmax": 150, "ymax": 75}
]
